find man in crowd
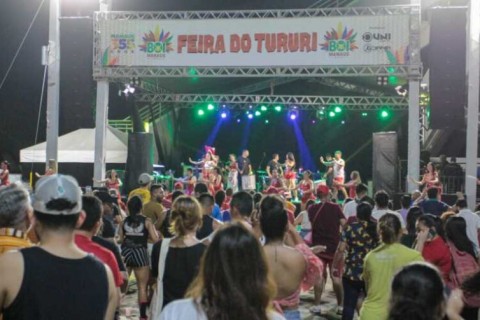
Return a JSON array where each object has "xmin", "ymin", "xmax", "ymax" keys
[
  {"xmin": 417, "ymin": 187, "xmax": 449, "ymax": 217},
  {"xmin": 0, "ymin": 175, "xmax": 117, "ymax": 319},
  {"xmin": 128, "ymin": 173, "xmax": 153, "ymax": 204},
  {"xmin": 0, "ymin": 184, "xmax": 32, "ymax": 254},
  {"xmin": 372, "ymin": 190, "xmax": 406, "ymax": 230},
  {"xmin": 343, "ymin": 183, "xmax": 373, "ymax": 221},
  {"xmin": 309, "ymin": 184, "xmax": 346, "ymax": 315},
  {"xmin": 96, "ymin": 191, "xmax": 120, "ymax": 242},
  {"xmin": 456, "ymin": 198, "xmax": 480, "ymax": 253},
  {"xmin": 229, "ymin": 191, "xmax": 254, "ymax": 230},
  {"xmin": 197, "ymin": 193, "xmax": 217, "ymax": 240},
  {"xmin": 143, "ymin": 184, "xmax": 166, "ymax": 232},
  {"xmin": 75, "ymin": 195, "xmax": 123, "ymax": 308}
]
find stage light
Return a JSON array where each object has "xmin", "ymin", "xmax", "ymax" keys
[
  {"xmin": 236, "ymin": 118, "xmax": 241, "ymax": 123},
  {"xmin": 288, "ymin": 109, "xmax": 299, "ymax": 120},
  {"xmin": 274, "ymin": 105, "xmax": 282, "ymax": 112},
  {"xmin": 361, "ymin": 112, "xmax": 368, "ymax": 117},
  {"xmin": 220, "ymin": 111, "xmax": 227, "ymax": 119},
  {"xmin": 334, "ymin": 105, "xmax": 343, "ymax": 113},
  {"xmin": 328, "ymin": 111, "xmax": 336, "ymax": 118},
  {"xmin": 265, "ymin": 119, "xmax": 269, "ymax": 124},
  {"xmin": 254, "ymin": 110, "xmax": 261, "ymax": 117},
  {"xmin": 197, "ymin": 109, "xmax": 205, "ymax": 116},
  {"xmin": 247, "ymin": 113, "xmax": 253, "ymax": 119},
  {"xmin": 379, "ymin": 109, "xmax": 391, "ymax": 119},
  {"xmin": 260, "ymin": 105, "xmax": 267, "ymax": 112},
  {"xmin": 388, "ymin": 76, "xmax": 399, "ymax": 86},
  {"xmin": 341, "ymin": 120, "xmax": 346, "ymax": 125},
  {"xmin": 123, "ymin": 84, "xmax": 135, "ymax": 96},
  {"xmin": 207, "ymin": 104, "xmax": 215, "ymax": 111},
  {"xmin": 311, "ymin": 120, "xmax": 316, "ymax": 124}
]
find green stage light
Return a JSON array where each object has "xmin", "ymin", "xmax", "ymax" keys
[
  {"xmin": 197, "ymin": 109, "xmax": 205, "ymax": 116},
  {"xmin": 328, "ymin": 111, "xmax": 336, "ymax": 118},
  {"xmin": 274, "ymin": 105, "xmax": 282, "ymax": 112},
  {"xmin": 380, "ymin": 110, "xmax": 390, "ymax": 119},
  {"xmin": 260, "ymin": 105, "xmax": 268, "ymax": 112},
  {"xmin": 387, "ymin": 67, "xmax": 395, "ymax": 73},
  {"xmin": 255, "ymin": 110, "xmax": 261, "ymax": 117},
  {"xmin": 207, "ymin": 104, "xmax": 215, "ymax": 110},
  {"xmin": 361, "ymin": 112, "xmax": 368, "ymax": 117},
  {"xmin": 388, "ymin": 76, "xmax": 399, "ymax": 86},
  {"xmin": 265, "ymin": 119, "xmax": 269, "ymax": 124}
]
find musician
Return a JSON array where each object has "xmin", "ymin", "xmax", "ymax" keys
[
  {"xmin": 321, "ymin": 150, "xmax": 348, "ymax": 200},
  {"xmin": 227, "ymin": 154, "xmax": 239, "ymax": 193},
  {"xmin": 284, "ymin": 152, "xmax": 297, "ymax": 200},
  {"xmin": 298, "ymin": 170, "xmax": 316, "ymax": 209},
  {"xmin": 237, "ymin": 149, "xmax": 252, "ymax": 190},
  {"xmin": 266, "ymin": 153, "xmax": 283, "ymax": 177},
  {"xmin": 189, "ymin": 147, "xmax": 217, "ymax": 182}
]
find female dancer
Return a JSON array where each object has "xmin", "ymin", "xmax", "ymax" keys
[
  {"xmin": 410, "ymin": 162, "xmax": 442, "ymax": 197},
  {"xmin": 298, "ymin": 170, "xmax": 315, "ymax": 209},
  {"xmin": 208, "ymin": 167, "xmax": 223, "ymax": 196},
  {"xmin": 189, "ymin": 150, "xmax": 217, "ymax": 182},
  {"xmin": 0, "ymin": 161, "xmax": 10, "ymax": 186},
  {"xmin": 227, "ymin": 154, "xmax": 239, "ymax": 193},
  {"xmin": 284, "ymin": 152, "xmax": 297, "ymax": 200},
  {"xmin": 343, "ymin": 171, "xmax": 362, "ymax": 199},
  {"xmin": 118, "ymin": 196, "xmax": 159, "ymax": 320},
  {"xmin": 94, "ymin": 169, "xmax": 122, "ymax": 194}
]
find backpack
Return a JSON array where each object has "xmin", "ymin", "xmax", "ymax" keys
[{"xmin": 448, "ymin": 241, "xmax": 480, "ymax": 307}]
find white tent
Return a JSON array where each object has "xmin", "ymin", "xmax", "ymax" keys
[{"xmin": 20, "ymin": 126, "xmax": 128, "ymax": 163}]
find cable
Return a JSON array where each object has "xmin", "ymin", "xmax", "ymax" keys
[
  {"xmin": 30, "ymin": 64, "xmax": 48, "ymax": 177},
  {"xmin": 0, "ymin": 0, "xmax": 46, "ymax": 91}
]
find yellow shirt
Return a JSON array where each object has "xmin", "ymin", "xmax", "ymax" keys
[
  {"xmin": 359, "ymin": 243, "xmax": 423, "ymax": 320},
  {"xmin": 143, "ymin": 201, "xmax": 164, "ymax": 228},
  {"xmin": 0, "ymin": 235, "xmax": 32, "ymax": 254},
  {"xmin": 128, "ymin": 187, "xmax": 151, "ymax": 204}
]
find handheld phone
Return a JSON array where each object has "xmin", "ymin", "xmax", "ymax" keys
[{"xmin": 85, "ymin": 186, "xmax": 92, "ymax": 194}]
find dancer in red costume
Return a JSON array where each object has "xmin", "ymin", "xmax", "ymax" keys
[
  {"xmin": 410, "ymin": 162, "xmax": 443, "ymax": 198},
  {"xmin": 342, "ymin": 170, "xmax": 362, "ymax": 199},
  {"xmin": 0, "ymin": 161, "xmax": 10, "ymax": 186},
  {"xmin": 189, "ymin": 146, "xmax": 217, "ymax": 182},
  {"xmin": 284, "ymin": 152, "xmax": 297, "ymax": 201},
  {"xmin": 227, "ymin": 154, "xmax": 239, "ymax": 193},
  {"xmin": 298, "ymin": 171, "xmax": 316, "ymax": 209},
  {"xmin": 209, "ymin": 167, "xmax": 224, "ymax": 195}
]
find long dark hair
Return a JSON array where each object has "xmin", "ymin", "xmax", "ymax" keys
[
  {"xmin": 379, "ymin": 213, "xmax": 402, "ymax": 244},
  {"xmin": 356, "ymin": 202, "xmax": 378, "ymax": 243},
  {"xmin": 445, "ymin": 217, "xmax": 476, "ymax": 259},
  {"xmin": 259, "ymin": 195, "xmax": 287, "ymax": 243},
  {"xmin": 417, "ymin": 214, "xmax": 445, "ymax": 240},
  {"xmin": 187, "ymin": 224, "xmax": 276, "ymax": 320},
  {"xmin": 126, "ymin": 196, "xmax": 143, "ymax": 227},
  {"xmin": 389, "ymin": 262, "xmax": 445, "ymax": 320},
  {"xmin": 286, "ymin": 152, "xmax": 295, "ymax": 162},
  {"xmin": 406, "ymin": 207, "xmax": 423, "ymax": 236}
]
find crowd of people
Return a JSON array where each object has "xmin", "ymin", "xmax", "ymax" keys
[{"xmin": 1, "ymin": 157, "xmax": 480, "ymax": 320}]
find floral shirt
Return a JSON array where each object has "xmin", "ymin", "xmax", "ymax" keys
[{"xmin": 341, "ymin": 221, "xmax": 378, "ymax": 281}]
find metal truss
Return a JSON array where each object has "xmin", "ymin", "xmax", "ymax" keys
[
  {"xmin": 94, "ymin": 65, "xmax": 412, "ymax": 80},
  {"xmin": 309, "ymin": 78, "xmax": 386, "ymax": 96},
  {"xmin": 135, "ymin": 93, "xmax": 408, "ymax": 110}
]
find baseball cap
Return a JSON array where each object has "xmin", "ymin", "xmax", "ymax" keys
[
  {"xmin": 138, "ymin": 173, "xmax": 152, "ymax": 185},
  {"xmin": 33, "ymin": 175, "xmax": 82, "ymax": 215},
  {"xmin": 95, "ymin": 191, "xmax": 118, "ymax": 205},
  {"xmin": 174, "ymin": 182, "xmax": 183, "ymax": 190},
  {"xmin": 316, "ymin": 184, "xmax": 330, "ymax": 196}
]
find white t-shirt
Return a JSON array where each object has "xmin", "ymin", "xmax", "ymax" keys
[
  {"xmin": 333, "ymin": 159, "xmax": 345, "ymax": 179},
  {"xmin": 297, "ymin": 210, "xmax": 312, "ymax": 230},
  {"xmin": 160, "ymin": 298, "xmax": 285, "ymax": 320},
  {"xmin": 372, "ymin": 208, "xmax": 406, "ymax": 229},
  {"xmin": 343, "ymin": 200, "xmax": 358, "ymax": 220},
  {"xmin": 457, "ymin": 209, "xmax": 480, "ymax": 251}
]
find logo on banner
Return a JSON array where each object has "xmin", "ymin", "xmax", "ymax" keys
[
  {"xmin": 139, "ymin": 26, "xmax": 174, "ymax": 58},
  {"xmin": 110, "ymin": 34, "xmax": 136, "ymax": 53},
  {"xmin": 320, "ymin": 23, "xmax": 358, "ymax": 56},
  {"xmin": 362, "ymin": 32, "xmax": 391, "ymax": 43}
]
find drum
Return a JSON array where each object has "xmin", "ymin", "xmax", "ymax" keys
[{"xmin": 242, "ymin": 175, "xmax": 256, "ymax": 191}]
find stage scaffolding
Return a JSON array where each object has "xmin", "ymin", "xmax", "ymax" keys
[{"xmin": 92, "ymin": 5, "xmax": 422, "ymax": 193}]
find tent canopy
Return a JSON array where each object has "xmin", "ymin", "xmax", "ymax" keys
[{"xmin": 20, "ymin": 126, "xmax": 128, "ymax": 163}]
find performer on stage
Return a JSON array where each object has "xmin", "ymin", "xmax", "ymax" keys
[
  {"xmin": 266, "ymin": 153, "xmax": 283, "ymax": 177},
  {"xmin": 284, "ymin": 152, "xmax": 297, "ymax": 200},
  {"xmin": 209, "ymin": 167, "xmax": 224, "ymax": 195},
  {"xmin": 189, "ymin": 146, "xmax": 217, "ymax": 182},
  {"xmin": 237, "ymin": 149, "xmax": 252, "ymax": 190},
  {"xmin": 321, "ymin": 153, "xmax": 334, "ymax": 189},
  {"xmin": 341, "ymin": 170, "xmax": 362, "ymax": 199},
  {"xmin": 93, "ymin": 169, "xmax": 122, "ymax": 194},
  {"xmin": 0, "ymin": 161, "xmax": 10, "ymax": 186},
  {"xmin": 321, "ymin": 150, "xmax": 347, "ymax": 200},
  {"xmin": 227, "ymin": 154, "xmax": 239, "ymax": 193},
  {"xmin": 174, "ymin": 168, "xmax": 197, "ymax": 196},
  {"xmin": 298, "ymin": 170, "xmax": 315, "ymax": 209},
  {"xmin": 410, "ymin": 162, "xmax": 442, "ymax": 198}
]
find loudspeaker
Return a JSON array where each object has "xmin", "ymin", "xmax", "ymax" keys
[
  {"xmin": 125, "ymin": 133, "xmax": 154, "ymax": 194},
  {"xmin": 372, "ymin": 132, "xmax": 398, "ymax": 196},
  {"xmin": 428, "ymin": 7, "xmax": 467, "ymax": 129}
]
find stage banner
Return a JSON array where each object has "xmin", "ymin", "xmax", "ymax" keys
[{"xmin": 97, "ymin": 15, "xmax": 410, "ymax": 67}]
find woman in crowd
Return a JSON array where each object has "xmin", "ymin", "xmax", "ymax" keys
[
  {"xmin": 414, "ymin": 214, "xmax": 452, "ymax": 284},
  {"xmin": 94, "ymin": 169, "xmax": 122, "ymax": 194},
  {"xmin": 333, "ymin": 202, "xmax": 378, "ymax": 320},
  {"xmin": 260, "ymin": 195, "xmax": 322, "ymax": 320},
  {"xmin": 294, "ymin": 199, "xmax": 315, "ymax": 241},
  {"xmin": 445, "ymin": 217, "xmax": 480, "ymax": 320},
  {"xmin": 359, "ymin": 213, "xmax": 423, "ymax": 320},
  {"xmin": 118, "ymin": 196, "xmax": 159, "ymax": 320},
  {"xmin": 0, "ymin": 161, "xmax": 10, "ymax": 186},
  {"xmin": 283, "ymin": 153, "xmax": 297, "ymax": 201},
  {"xmin": 389, "ymin": 262, "xmax": 465, "ymax": 320},
  {"xmin": 342, "ymin": 171, "xmax": 362, "ymax": 200},
  {"xmin": 297, "ymin": 171, "xmax": 315, "ymax": 210},
  {"xmin": 401, "ymin": 206, "xmax": 423, "ymax": 248},
  {"xmin": 159, "ymin": 223, "xmax": 285, "ymax": 320},
  {"xmin": 150, "ymin": 196, "xmax": 206, "ymax": 316},
  {"xmin": 227, "ymin": 154, "xmax": 239, "ymax": 193}
]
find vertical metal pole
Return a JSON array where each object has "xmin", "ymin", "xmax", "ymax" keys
[
  {"xmin": 45, "ymin": 0, "xmax": 60, "ymax": 168},
  {"xmin": 465, "ymin": 0, "xmax": 479, "ymax": 209},
  {"xmin": 93, "ymin": 0, "xmax": 112, "ymax": 187},
  {"xmin": 407, "ymin": 1, "xmax": 422, "ymax": 193}
]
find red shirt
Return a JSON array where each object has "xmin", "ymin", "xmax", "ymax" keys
[
  {"xmin": 422, "ymin": 236, "xmax": 452, "ymax": 283},
  {"xmin": 74, "ymin": 234, "xmax": 124, "ymax": 287},
  {"xmin": 308, "ymin": 202, "xmax": 346, "ymax": 256}
]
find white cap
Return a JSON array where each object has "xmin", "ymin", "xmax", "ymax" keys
[
  {"xmin": 138, "ymin": 173, "xmax": 152, "ymax": 185},
  {"xmin": 33, "ymin": 175, "xmax": 82, "ymax": 215}
]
